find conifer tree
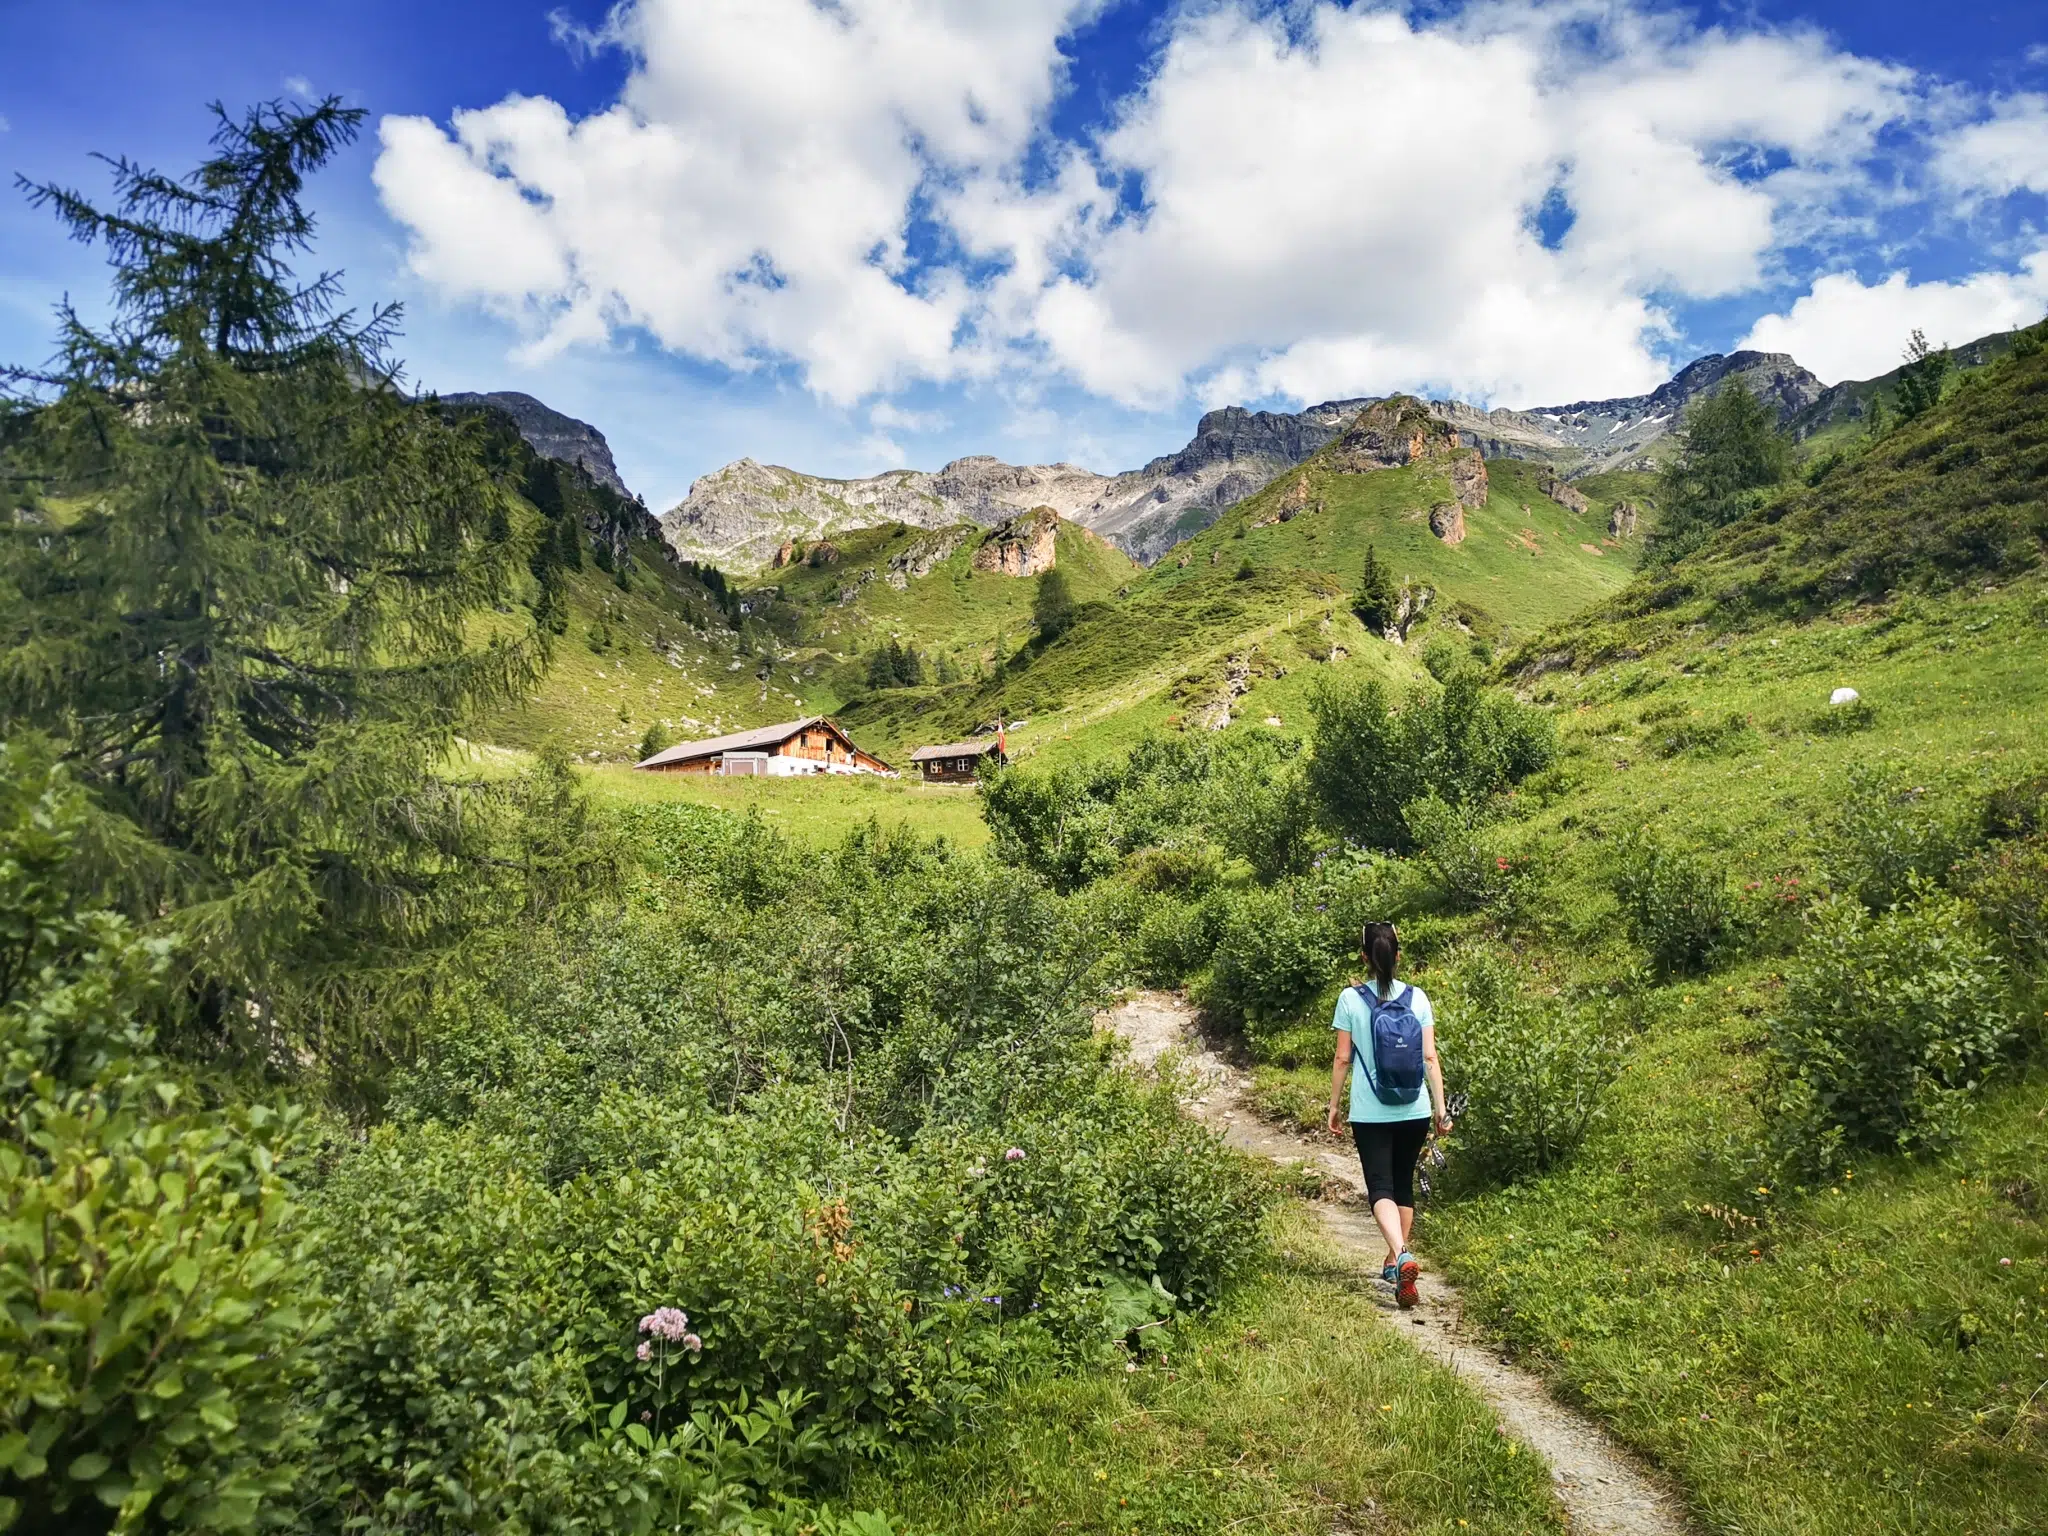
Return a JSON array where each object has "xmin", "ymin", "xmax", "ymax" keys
[
  {"xmin": 1353, "ymin": 543, "xmax": 1397, "ymax": 634},
  {"xmin": 0, "ymin": 100, "xmax": 547, "ymax": 1069},
  {"xmin": 1648, "ymin": 382, "xmax": 1791, "ymax": 565},
  {"xmin": 1894, "ymin": 328, "xmax": 1951, "ymax": 422}
]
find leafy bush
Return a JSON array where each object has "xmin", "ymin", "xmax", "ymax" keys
[
  {"xmin": 1307, "ymin": 672, "xmax": 1555, "ymax": 851},
  {"xmin": 1957, "ymin": 832, "xmax": 2048, "ymax": 973},
  {"xmin": 1129, "ymin": 892, "xmax": 1225, "ymax": 986},
  {"xmin": 1433, "ymin": 949, "xmax": 1623, "ymax": 1187},
  {"xmin": 1403, "ymin": 795, "xmax": 1538, "ymax": 925},
  {"xmin": 1207, "ymin": 741, "xmax": 1317, "ymax": 882},
  {"xmin": 0, "ymin": 749, "xmax": 316, "ymax": 1534},
  {"xmin": 1764, "ymin": 887, "xmax": 2016, "ymax": 1174},
  {"xmin": 1611, "ymin": 832, "xmax": 1738, "ymax": 978},
  {"xmin": 978, "ymin": 762, "xmax": 1125, "ymax": 894},
  {"xmin": 1818, "ymin": 762, "xmax": 1974, "ymax": 910},
  {"xmin": 1197, "ymin": 885, "xmax": 1343, "ymax": 1039}
]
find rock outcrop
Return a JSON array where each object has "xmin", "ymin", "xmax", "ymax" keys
[
  {"xmin": 1448, "ymin": 450, "xmax": 1489, "ymax": 510},
  {"xmin": 1609, "ymin": 501, "xmax": 1641, "ymax": 538},
  {"xmin": 971, "ymin": 507, "xmax": 1060, "ymax": 577},
  {"xmin": 441, "ymin": 390, "xmax": 632, "ymax": 498},
  {"xmin": 889, "ymin": 526, "xmax": 972, "ymax": 579},
  {"xmin": 1328, "ymin": 396, "xmax": 1461, "ymax": 472},
  {"xmin": 1429, "ymin": 501, "xmax": 1467, "ymax": 545},
  {"xmin": 1540, "ymin": 474, "xmax": 1590, "ymax": 514}
]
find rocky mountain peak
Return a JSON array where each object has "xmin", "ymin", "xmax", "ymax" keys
[{"xmin": 441, "ymin": 390, "xmax": 632, "ymax": 499}]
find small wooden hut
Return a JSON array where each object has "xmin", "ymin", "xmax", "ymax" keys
[
  {"xmin": 908, "ymin": 739, "xmax": 1006, "ymax": 785},
  {"xmin": 635, "ymin": 716, "xmax": 891, "ymax": 776}
]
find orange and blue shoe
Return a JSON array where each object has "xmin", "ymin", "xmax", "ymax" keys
[{"xmin": 1395, "ymin": 1252, "xmax": 1421, "ymax": 1309}]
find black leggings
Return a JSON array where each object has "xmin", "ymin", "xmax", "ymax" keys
[{"xmin": 1352, "ymin": 1118, "xmax": 1430, "ymax": 1208}]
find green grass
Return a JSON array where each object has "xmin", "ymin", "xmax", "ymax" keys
[
  {"xmin": 580, "ymin": 761, "xmax": 991, "ymax": 847},
  {"xmin": 859, "ymin": 1203, "xmax": 1566, "ymax": 1536},
  {"xmin": 765, "ymin": 521, "xmax": 1138, "ymax": 686},
  {"xmin": 1382, "ymin": 583, "xmax": 2048, "ymax": 1532}
]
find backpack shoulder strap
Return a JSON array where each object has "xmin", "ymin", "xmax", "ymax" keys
[{"xmin": 1347, "ymin": 986, "xmax": 1380, "ymax": 1092}]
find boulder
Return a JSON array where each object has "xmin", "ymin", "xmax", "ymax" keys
[
  {"xmin": 1428, "ymin": 501, "xmax": 1467, "ymax": 545},
  {"xmin": 1539, "ymin": 474, "xmax": 1590, "ymax": 514},
  {"xmin": 1830, "ymin": 687, "xmax": 1860, "ymax": 706},
  {"xmin": 1609, "ymin": 500, "xmax": 1640, "ymax": 538}
]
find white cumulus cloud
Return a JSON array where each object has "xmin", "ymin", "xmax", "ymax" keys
[
  {"xmin": 374, "ymin": 0, "xmax": 1985, "ymax": 415},
  {"xmin": 1739, "ymin": 252, "xmax": 2048, "ymax": 382},
  {"xmin": 1935, "ymin": 93, "xmax": 2048, "ymax": 199},
  {"xmin": 375, "ymin": 0, "xmax": 1093, "ymax": 402}
]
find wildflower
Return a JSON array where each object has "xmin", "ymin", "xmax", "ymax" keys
[
  {"xmin": 2000, "ymin": 1258, "xmax": 2014, "ymax": 1268},
  {"xmin": 684, "ymin": 1333, "xmax": 702, "ymax": 1351},
  {"xmin": 1496, "ymin": 857, "xmax": 1510, "ymax": 871},
  {"xmin": 636, "ymin": 1342, "xmax": 652, "ymax": 1362},
  {"xmin": 638, "ymin": 1307, "xmax": 690, "ymax": 1342},
  {"xmin": 640, "ymin": 1409, "xmax": 653, "ymax": 1424},
  {"xmin": 1004, "ymin": 1147, "xmax": 1026, "ymax": 1162}
]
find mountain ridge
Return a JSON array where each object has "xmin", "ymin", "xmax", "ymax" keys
[{"xmin": 659, "ymin": 351, "xmax": 1825, "ymax": 571}]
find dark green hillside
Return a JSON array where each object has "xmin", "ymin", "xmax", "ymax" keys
[{"xmin": 1789, "ymin": 321, "xmax": 2038, "ymax": 448}]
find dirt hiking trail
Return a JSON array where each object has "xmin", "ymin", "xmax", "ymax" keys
[{"xmin": 1104, "ymin": 992, "xmax": 1691, "ymax": 1536}]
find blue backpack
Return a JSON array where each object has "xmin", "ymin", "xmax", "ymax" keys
[{"xmin": 1350, "ymin": 982, "xmax": 1426, "ymax": 1105}]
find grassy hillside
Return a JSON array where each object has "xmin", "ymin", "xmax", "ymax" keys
[
  {"xmin": 762, "ymin": 519, "xmax": 1137, "ymax": 668},
  {"xmin": 1111, "ymin": 334, "xmax": 2048, "ymax": 1532},
  {"xmin": 479, "ymin": 534, "xmax": 814, "ymax": 759},
  {"xmin": 829, "ymin": 426, "xmax": 1649, "ymax": 768}
]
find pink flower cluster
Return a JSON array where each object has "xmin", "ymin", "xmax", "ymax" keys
[
  {"xmin": 636, "ymin": 1306, "xmax": 702, "ymax": 1356},
  {"xmin": 1004, "ymin": 1147, "xmax": 1026, "ymax": 1163}
]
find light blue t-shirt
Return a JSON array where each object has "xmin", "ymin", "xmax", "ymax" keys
[{"xmin": 1332, "ymin": 979, "xmax": 1435, "ymax": 1123}]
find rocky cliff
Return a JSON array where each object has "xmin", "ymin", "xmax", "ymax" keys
[{"xmin": 441, "ymin": 390, "xmax": 633, "ymax": 499}]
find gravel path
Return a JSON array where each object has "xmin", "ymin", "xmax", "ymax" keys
[{"xmin": 1103, "ymin": 991, "xmax": 1692, "ymax": 1536}]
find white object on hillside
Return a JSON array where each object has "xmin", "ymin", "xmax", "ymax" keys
[{"xmin": 1830, "ymin": 687, "xmax": 1860, "ymax": 706}]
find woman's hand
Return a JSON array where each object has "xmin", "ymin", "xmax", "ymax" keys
[
  {"xmin": 1326, "ymin": 1104, "xmax": 1345, "ymax": 1137},
  {"xmin": 1434, "ymin": 1113, "xmax": 1454, "ymax": 1137}
]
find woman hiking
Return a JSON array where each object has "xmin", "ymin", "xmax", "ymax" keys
[{"xmin": 1325, "ymin": 921, "xmax": 1450, "ymax": 1309}]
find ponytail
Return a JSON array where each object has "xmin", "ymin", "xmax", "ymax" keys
[{"xmin": 1362, "ymin": 921, "xmax": 1398, "ymax": 998}]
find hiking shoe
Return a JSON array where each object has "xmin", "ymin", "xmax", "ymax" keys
[
  {"xmin": 1380, "ymin": 1262, "xmax": 1397, "ymax": 1285},
  {"xmin": 1395, "ymin": 1253, "xmax": 1421, "ymax": 1309}
]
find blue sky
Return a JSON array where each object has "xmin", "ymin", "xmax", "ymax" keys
[{"xmin": 5, "ymin": 1, "xmax": 2048, "ymax": 510}]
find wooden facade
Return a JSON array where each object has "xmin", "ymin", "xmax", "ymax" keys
[
  {"xmin": 907, "ymin": 739, "xmax": 1005, "ymax": 784},
  {"xmin": 635, "ymin": 716, "xmax": 892, "ymax": 776}
]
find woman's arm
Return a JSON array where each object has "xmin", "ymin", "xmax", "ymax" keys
[
  {"xmin": 1422, "ymin": 1023, "xmax": 1451, "ymax": 1135},
  {"xmin": 1326, "ymin": 1029, "xmax": 1352, "ymax": 1137}
]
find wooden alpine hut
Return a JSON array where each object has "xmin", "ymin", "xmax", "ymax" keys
[
  {"xmin": 634, "ymin": 716, "xmax": 892, "ymax": 777},
  {"xmin": 907, "ymin": 738, "xmax": 1006, "ymax": 785}
]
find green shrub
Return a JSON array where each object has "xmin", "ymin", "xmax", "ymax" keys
[
  {"xmin": 1818, "ymin": 762, "xmax": 1974, "ymax": 910},
  {"xmin": 1208, "ymin": 746, "xmax": 1317, "ymax": 882},
  {"xmin": 1130, "ymin": 892, "xmax": 1225, "ymax": 986},
  {"xmin": 1804, "ymin": 698, "xmax": 1880, "ymax": 735},
  {"xmin": 1957, "ymin": 832, "xmax": 2048, "ymax": 973},
  {"xmin": 1198, "ymin": 886, "xmax": 1342, "ymax": 1039},
  {"xmin": 979, "ymin": 762, "xmax": 1125, "ymax": 894},
  {"xmin": 1764, "ymin": 887, "xmax": 2016, "ymax": 1174},
  {"xmin": 1432, "ymin": 949, "xmax": 1622, "ymax": 1187},
  {"xmin": 1402, "ymin": 795, "xmax": 1538, "ymax": 925},
  {"xmin": 1611, "ymin": 832, "xmax": 1738, "ymax": 978},
  {"xmin": 1307, "ymin": 672, "xmax": 1555, "ymax": 851},
  {"xmin": 0, "ymin": 749, "xmax": 316, "ymax": 1534}
]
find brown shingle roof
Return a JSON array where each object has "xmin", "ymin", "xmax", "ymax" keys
[
  {"xmin": 636, "ymin": 716, "xmax": 825, "ymax": 769},
  {"xmin": 908, "ymin": 740, "xmax": 1003, "ymax": 762}
]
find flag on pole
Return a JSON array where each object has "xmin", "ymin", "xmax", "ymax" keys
[{"xmin": 997, "ymin": 719, "xmax": 1006, "ymax": 761}]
